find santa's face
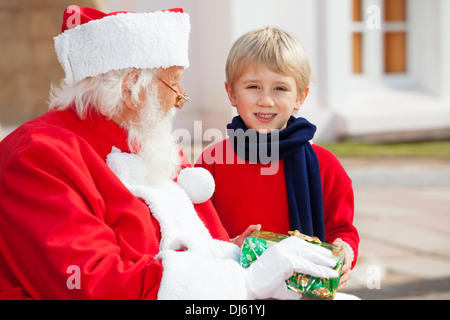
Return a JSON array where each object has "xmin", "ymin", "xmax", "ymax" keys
[
  {"xmin": 129, "ymin": 92, "xmax": 180, "ymax": 184},
  {"xmin": 155, "ymin": 66, "xmax": 186, "ymax": 114},
  {"xmin": 117, "ymin": 69, "xmax": 182, "ymax": 185}
]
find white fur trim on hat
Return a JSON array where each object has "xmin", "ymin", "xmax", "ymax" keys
[{"xmin": 54, "ymin": 10, "xmax": 190, "ymax": 84}]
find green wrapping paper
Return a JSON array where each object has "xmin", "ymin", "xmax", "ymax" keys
[{"xmin": 240, "ymin": 230, "xmax": 343, "ymax": 300}]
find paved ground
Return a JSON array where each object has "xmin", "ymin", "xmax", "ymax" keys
[{"xmin": 340, "ymin": 157, "xmax": 450, "ymax": 300}]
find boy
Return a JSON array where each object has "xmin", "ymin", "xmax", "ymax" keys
[{"xmin": 196, "ymin": 27, "xmax": 359, "ymax": 290}]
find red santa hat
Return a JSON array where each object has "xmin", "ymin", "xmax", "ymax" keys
[{"xmin": 54, "ymin": 6, "xmax": 190, "ymax": 84}]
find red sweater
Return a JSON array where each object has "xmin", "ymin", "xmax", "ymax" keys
[
  {"xmin": 196, "ymin": 138, "xmax": 359, "ymax": 268},
  {"xmin": 0, "ymin": 109, "xmax": 230, "ymax": 299}
]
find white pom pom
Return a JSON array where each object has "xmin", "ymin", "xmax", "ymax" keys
[{"xmin": 177, "ymin": 167, "xmax": 215, "ymax": 204}]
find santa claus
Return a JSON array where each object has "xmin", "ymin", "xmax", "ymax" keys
[{"xmin": 0, "ymin": 6, "xmax": 342, "ymax": 300}]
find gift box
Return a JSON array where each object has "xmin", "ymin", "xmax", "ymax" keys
[{"xmin": 240, "ymin": 230, "xmax": 343, "ymax": 300}]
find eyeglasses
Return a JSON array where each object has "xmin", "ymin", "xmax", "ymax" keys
[{"xmin": 158, "ymin": 77, "xmax": 189, "ymax": 109}]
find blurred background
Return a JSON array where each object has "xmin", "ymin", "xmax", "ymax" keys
[{"xmin": 1, "ymin": 0, "xmax": 449, "ymax": 299}]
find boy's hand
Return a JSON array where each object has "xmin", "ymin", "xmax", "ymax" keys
[
  {"xmin": 332, "ymin": 238, "xmax": 352, "ymax": 291},
  {"xmin": 233, "ymin": 224, "xmax": 261, "ymax": 248}
]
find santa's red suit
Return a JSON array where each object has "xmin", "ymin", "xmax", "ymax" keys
[
  {"xmin": 196, "ymin": 138, "xmax": 359, "ymax": 268},
  {"xmin": 0, "ymin": 108, "xmax": 248, "ymax": 299}
]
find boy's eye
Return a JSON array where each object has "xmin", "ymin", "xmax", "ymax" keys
[
  {"xmin": 275, "ymin": 86, "xmax": 287, "ymax": 91},
  {"xmin": 246, "ymin": 85, "xmax": 259, "ymax": 89}
]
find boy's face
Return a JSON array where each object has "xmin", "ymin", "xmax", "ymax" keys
[{"xmin": 225, "ymin": 66, "xmax": 308, "ymax": 132}]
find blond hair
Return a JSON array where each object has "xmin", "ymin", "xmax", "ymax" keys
[{"xmin": 226, "ymin": 27, "xmax": 311, "ymax": 95}]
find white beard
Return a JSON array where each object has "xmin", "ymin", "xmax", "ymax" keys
[{"xmin": 122, "ymin": 93, "xmax": 180, "ymax": 186}]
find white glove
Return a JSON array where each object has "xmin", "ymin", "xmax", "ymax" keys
[{"xmin": 245, "ymin": 236, "xmax": 339, "ymax": 300}]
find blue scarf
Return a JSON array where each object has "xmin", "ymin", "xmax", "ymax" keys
[{"xmin": 227, "ymin": 116, "xmax": 325, "ymax": 241}]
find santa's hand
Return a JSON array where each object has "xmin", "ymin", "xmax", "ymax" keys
[{"xmin": 245, "ymin": 236, "xmax": 338, "ymax": 300}]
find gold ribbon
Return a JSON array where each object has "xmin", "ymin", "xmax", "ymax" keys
[{"xmin": 288, "ymin": 230, "xmax": 322, "ymax": 244}]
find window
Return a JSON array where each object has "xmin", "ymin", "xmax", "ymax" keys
[
  {"xmin": 352, "ymin": 0, "xmax": 364, "ymax": 74},
  {"xmin": 384, "ymin": 0, "xmax": 407, "ymax": 73},
  {"xmin": 353, "ymin": 32, "xmax": 363, "ymax": 74},
  {"xmin": 351, "ymin": 0, "xmax": 408, "ymax": 75}
]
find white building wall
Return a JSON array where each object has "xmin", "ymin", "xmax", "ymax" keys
[
  {"xmin": 410, "ymin": 0, "xmax": 440, "ymax": 95},
  {"xmin": 439, "ymin": 0, "xmax": 450, "ymax": 101}
]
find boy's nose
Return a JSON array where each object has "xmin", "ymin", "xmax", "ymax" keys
[{"xmin": 257, "ymin": 93, "xmax": 275, "ymax": 107}]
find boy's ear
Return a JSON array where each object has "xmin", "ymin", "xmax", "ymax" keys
[
  {"xmin": 122, "ymin": 71, "xmax": 140, "ymax": 110},
  {"xmin": 225, "ymin": 82, "xmax": 238, "ymax": 107},
  {"xmin": 294, "ymin": 87, "xmax": 309, "ymax": 110}
]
